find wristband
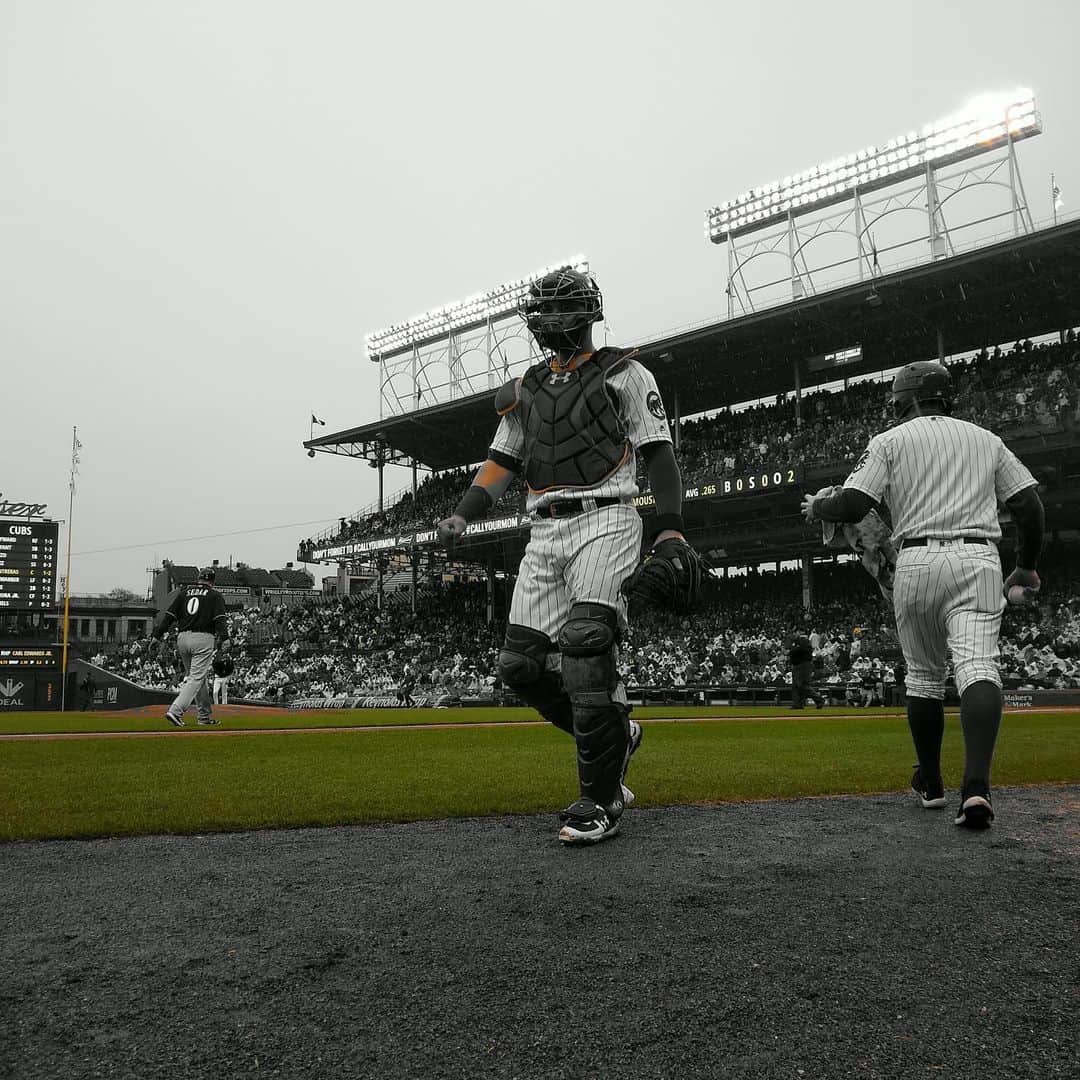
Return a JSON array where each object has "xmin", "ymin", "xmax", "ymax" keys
[
  {"xmin": 453, "ymin": 485, "xmax": 493, "ymax": 523},
  {"xmin": 646, "ymin": 513, "xmax": 685, "ymax": 544}
]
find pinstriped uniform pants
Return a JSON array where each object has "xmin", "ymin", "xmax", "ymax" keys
[
  {"xmin": 509, "ymin": 503, "xmax": 643, "ymax": 642},
  {"xmin": 893, "ymin": 539, "xmax": 1005, "ymax": 700}
]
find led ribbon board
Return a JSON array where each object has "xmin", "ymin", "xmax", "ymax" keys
[
  {"xmin": 366, "ymin": 255, "xmax": 590, "ymax": 359},
  {"xmin": 706, "ymin": 90, "xmax": 1041, "ymax": 242}
]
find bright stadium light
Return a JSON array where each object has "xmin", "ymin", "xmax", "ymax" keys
[
  {"xmin": 705, "ymin": 88, "xmax": 1041, "ymax": 242},
  {"xmin": 366, "ymin": 254, "xmax": 590, "ymax": 358}
]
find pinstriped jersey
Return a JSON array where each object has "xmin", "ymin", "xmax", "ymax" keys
[
  {"xmin": 843, "ymin": 415, "xmax": 1036, "ymax": 543},
  {"xmin": 490, "ymin": 356, "xmax": 671, "ymax": 513}
]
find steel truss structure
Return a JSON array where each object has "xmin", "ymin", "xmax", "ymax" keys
[
  {"xmin": 722, "ymin": 139, "xmax": 1038, "ymax": 319},
  {"xmin": 373, "ymin": 313, "xmax": 542, "ymax": 418},
  {"xmin": 366, "ymin": 255, "xmax": 589, "ymax": 419}
]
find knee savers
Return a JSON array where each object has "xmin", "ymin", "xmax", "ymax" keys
[
  {"xmin": 497, "ymin": 623, "xmax": 553, "ymax": 690},
  {"xmin": 497, "ymin": 624, "xmax": 573, "ymax": 733},
  {"xmin": 557, "ymin": 602, "xmax": 618, "ymax": 703}
]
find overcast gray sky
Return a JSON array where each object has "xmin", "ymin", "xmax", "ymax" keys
[{"xmin": 3, "ymin": 0, "xmax": 1077, "ymax": 596}]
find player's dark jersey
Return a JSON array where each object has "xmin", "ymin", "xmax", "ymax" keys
[
  {"xmin": 212, "ymin": 654, "xmax": 235, "ymax": 677},
  {"xmin": 165, "ymin": 583, "xmax": 228, "ymax": 634}
]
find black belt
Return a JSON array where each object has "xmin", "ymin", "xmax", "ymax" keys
[
  {"xmin": 901, "ymin": 536, "xmax": 989, "ymax": 549},
  {"xmin": 535, "ymin": 496, "xmax": 624, "ymax": 519}
]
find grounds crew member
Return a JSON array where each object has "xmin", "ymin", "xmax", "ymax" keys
[
  {"xmin": 788, "ymin": 631, "xmax": 824, "ymax": 709},
  {"xmin": 212, "ymin": 650, "xmax": 235, "ymax": 705}
]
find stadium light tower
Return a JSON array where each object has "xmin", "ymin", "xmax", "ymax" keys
[
  {"xmin": 365, "ymin": 255, "xmax": 589, "ymax": 418},
  {"xmin": 705, "ymin": 89, "xmax": 1042, "ymax": 317}
]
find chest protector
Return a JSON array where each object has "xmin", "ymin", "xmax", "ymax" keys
[{"xmin": 496, "ymin": 347, "xmax": 632, "ymax": 493}]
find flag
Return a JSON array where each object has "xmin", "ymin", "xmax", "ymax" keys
[
  {"xmin": 1053, "ymin": 182, "xmax": 1064, "ymax": 211},
  {"xmin": 71, "ymin": 432, "xmax": 82, "ymax": 493},
  {"xmin": 311, "ymin": 413, "xmax": 326, "ymax": 426}
]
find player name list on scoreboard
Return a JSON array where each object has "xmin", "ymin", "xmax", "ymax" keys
[{"xmin": 0, "ymin": 520, "xmax": 59, "ymax": 611}]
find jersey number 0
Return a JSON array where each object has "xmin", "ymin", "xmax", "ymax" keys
[{"xmin": 186, "ymin": 597, "xmax": 201, "ymax": 615}]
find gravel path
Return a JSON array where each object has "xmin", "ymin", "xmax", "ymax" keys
[{"xmin": 2, "ymin": 785, "xmax": 1077, "ymax": 1080}]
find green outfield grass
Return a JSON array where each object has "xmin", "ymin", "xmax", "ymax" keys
[{"xmin": 1, "ymin": 709, "xmax": 1076, "ymax": 841}]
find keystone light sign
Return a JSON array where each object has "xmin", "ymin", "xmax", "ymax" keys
[{"xmin": 0, "ymin": 495, "xmax": 49, "ymax": 518}]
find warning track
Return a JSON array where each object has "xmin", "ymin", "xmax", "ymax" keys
[
  {"xmin": 0, "ymin": 711, "xmax": 903, "ymax": 740},
  {"xmin": 2, "ymin": 706, "xmax": 1073, "ymax": 741}
]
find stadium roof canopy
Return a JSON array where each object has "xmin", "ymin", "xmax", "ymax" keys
[{"xmin": 306, "ymin": 219, "xmax": 1080, "ymax": 472}]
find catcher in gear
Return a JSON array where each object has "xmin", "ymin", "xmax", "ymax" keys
[
  {"xmin": 437, "ymin": 265, "xmax": 691, "ymax": 845},
  {"xmin": 802, "ymin": 360, "xmax": 1044, "ymax": 830}
]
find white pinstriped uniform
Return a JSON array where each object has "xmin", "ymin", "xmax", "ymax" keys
[
  {"xmin": 844, "ymin": 415, "xmax": 1037, "ymax": 700},
  {"xmin": 490, "ymin": 356, "xmax": 671, "ymax": 641}
]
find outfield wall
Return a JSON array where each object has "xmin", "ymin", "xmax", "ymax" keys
[{"xmin": 286, "ymin": 687, "xmax": 1080, "ymax": 711}]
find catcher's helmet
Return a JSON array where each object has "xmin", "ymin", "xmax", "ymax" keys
[
  {"xmin": 891, "ymin": 360, "xmax": 952, "ymax": 418},
  {"xmin": 518, "ymin": 267, "xmax": 603, "ymax": 355}
]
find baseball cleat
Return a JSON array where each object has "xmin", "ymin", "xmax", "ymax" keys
[
  {"xmin": 955, "ymin": 793, "xmax": 994, "ymax": 830},
  {"xmin": 558, "ymin": 798, "xmax": 620, "ymax": 845},
  {"xmin": 620, "ymin": 719, "xmax": 643, "ymax": 808},
  {"xmin": 911, "ymin": 764, "xmax": 947, "ymax": 808},
  {"xmin": 165, "ymin": 712, "xmax": 185, "ymax": 728},
  {"xmin": 197, "ymin": 717, "xmax": 220, "ymax": 726}
]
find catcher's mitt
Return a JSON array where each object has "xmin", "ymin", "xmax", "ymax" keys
[{"xmin": 621, "ymin": 537, "xmax": 703, "ymax": 611}]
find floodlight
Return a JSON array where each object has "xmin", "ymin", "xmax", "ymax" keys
[
  {"xmin": 365, "ymin": 253, "xmax": 589, "ymax": 357},
  {"xmin": 706, "ymin": 88, "xmax": 1040, "ymax": 242}
]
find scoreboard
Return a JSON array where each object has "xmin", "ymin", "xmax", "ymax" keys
[
  {"xmin": 0, "ymin": 645, "xmax": 60, "ymax": 668},
  {"xmin": 0, "ymin": 520, "xmax": 58, "ymax": 611}
]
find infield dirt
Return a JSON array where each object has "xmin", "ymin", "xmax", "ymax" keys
[{"xmin": 2, "ymin": 785, "xmax": 1076, "ymax": 1079}]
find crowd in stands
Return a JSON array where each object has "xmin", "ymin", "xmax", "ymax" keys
[
  {"xmin": 301, "ymin": 335, "xmax": 1080, "ymax": 553},
  {"xmin": 99, "ymin": 542, "xmax": 1080, "ymax": 703},
  {"xmin": 104, "ymin": 584, "xmax": 504, "ymax": 703},
  {"xmin": 675, "ymin": 335, "xmax": 1080, "ymax": 486},
  {"xmin": 101, "ymin": 334, "xmax": 1080, "ymax": 702},
  {"xmin": 312, "ymin": 468, "xmax": 478, "ymax": 550}
]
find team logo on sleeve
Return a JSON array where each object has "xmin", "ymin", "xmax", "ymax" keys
[
  {"xmin": 646, "ymin": 391, "xmax": 666, "ymax": 420},
  {"xmin": 850, "ymin": 447, "xmax": 871, "ymax": 474}
]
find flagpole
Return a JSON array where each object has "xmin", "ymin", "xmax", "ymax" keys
[
  {"xmin": 60, "ymin": 426, "xmax": 79, "ymax": 711},
  {"xmin": 1052, "ymin": 173, "xmax": 1058, "ymax": 226}
]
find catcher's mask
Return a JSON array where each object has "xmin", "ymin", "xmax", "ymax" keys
[
  {"xmin": 518, "ymin": 268, "xmax": 603, "ymax": 357},
  {"xmin": 891, "ymin": 360, "xmax": 953, "ymax": 419}
]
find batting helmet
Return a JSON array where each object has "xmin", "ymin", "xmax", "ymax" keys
[
  {"xmin": 518, "ymin": 267, "xmax": 603, "ymax": 355},
  {"xmin": 891, "ymin": 360, "xmax": 952, "ymax": 418}
]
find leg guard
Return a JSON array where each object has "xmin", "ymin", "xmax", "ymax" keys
[
  {"xmin": 497, "ymin": 624, "xmax": 573, "ymax": 734},
  {"xmin": 558, "ymin": 603, "xmax": 630, "ymax": 813}
]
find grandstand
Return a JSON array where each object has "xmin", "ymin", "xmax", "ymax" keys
[
  {"xmin": 98, "ymin": 90, "xmax": 1080, "ymax": 708},
  {"xmin": 299, "ymin": 218, "xmax": 1080, "ymax": 594}
]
